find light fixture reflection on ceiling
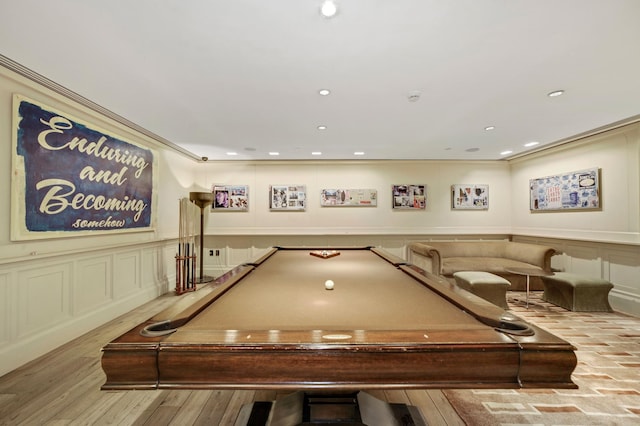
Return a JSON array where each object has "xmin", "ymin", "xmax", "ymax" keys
[
  {"xmin": 407, "ymin": 91, "xmax": 421, "ymax": 102},
  {"xmin": 524, "ymin": 141, "xmax": 539, "ymax": 147},
  {"xmin": 484, "ymin": 126, "xmax": 495, "ymax": 131},
  {"xmin": 354, "ymin": 151, "xmax": 365, "ymax": 156},
  {"xmin": 317, "ymin": 125, "xmax": 327, "ymax": 130},
  {"xmin": 318, "ymin": 89, "xmax": 331, "ymax": 96},
  {"xmin": 311, "ymin": 151, "xmax": 322, "ymax": 156},
  {"xmin": 269, "ymin": 152, "xmax": 280, "ymax": 156},
  {"xmin": 548, "ymin": 90, "xmax": 565, "ymax": 97},
  {"xmin": 500, "ymin": 150, "xmax": 513, "ymax": 156},
  {"xmin": 320, "ymin": 1, "xmax": 338, "ymax": 18},
  {"xmin": 226, "ymin": 152, "xmax": 238, "ymax": 156}
]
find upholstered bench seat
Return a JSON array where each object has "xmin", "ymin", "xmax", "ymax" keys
[
  {"xmin": 407, "ymin": 241, "xmax": 557, "ymax": 291},
  {"xmin": 541, "ymin": 272, "xmax": 613, "ymax": 312},
  {"xmin": 453, "ymin": 271, "xmax": 511, "ymax": 309}
]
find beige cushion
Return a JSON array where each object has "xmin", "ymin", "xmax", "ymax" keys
[
  {"xmin": 443, "ymin": 258, "xmax": 543, "ymax": 276},
  {"xmin": 453, "ymin": 271, "xmax": 510, "ymax": 285},
  {"xmin": 541, "ymin": 272, "xmax": 613, "ymax": 312},
  {"xmin": 453, "ymin": 271, "xmax": 510, "ymax": 309}
]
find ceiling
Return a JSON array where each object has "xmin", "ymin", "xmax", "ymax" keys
[{"xmin": 2, "ymin": 0, "xmax": 640, "ymax": 161}]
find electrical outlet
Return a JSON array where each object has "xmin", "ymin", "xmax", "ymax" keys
[
  {"xmin": 215, "ymin": 249, "xmax": 220, "ymax": 256},
  {"xmin": 209, "ymin": 249, "xmax": 214, "ymax": 256}
]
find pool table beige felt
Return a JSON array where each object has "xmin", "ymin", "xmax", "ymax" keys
[{"xmin": 101, "ymin": 247, "xmax": 577, "ymax": 390}]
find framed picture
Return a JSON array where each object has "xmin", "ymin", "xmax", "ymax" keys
[
  {"xmin": 320, "ymin": 188, "xmax": 377, "ymax": 207},
  {"xmin": 269, "ymin": 185, "xmax": 306, "ymax": 211},
  {"xmin": 11, "ymin": 94, "xmax": 156, "ymax": 240},
  {"xmin": 212, "ymin": 185, "xmax": 249, "ymax": 211},
  {"xmin": 392, "ymin": 185, "xmax": 426, "ymax": 209},
  {"xmin": 452, "ymin": 184, "xmax": 489, "ymax": 210},
  {"xmin": 530, "ymin": 167, "xmax": 600, "ymax": 211}
]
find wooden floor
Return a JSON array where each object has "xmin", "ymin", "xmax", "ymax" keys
[{"xmin": 0, "ymin": 293, "xmax": 465, "ymax": 425}]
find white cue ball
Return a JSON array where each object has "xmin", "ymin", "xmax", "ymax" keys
[{"xmin": 324, "ymin": 279, "xmax": 334, "ymax": 290}]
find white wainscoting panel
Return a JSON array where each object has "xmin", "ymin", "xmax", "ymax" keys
[
  {"xmin": 513, "ymin": 235, "xmax": 639, "ymax": 317},
  {"xmin": 163, "ymin": 244, "xmax": 179, "ymax": 293},
  {"xmin": 0, "ymin": 273, "xmax": 9, "ymax": 345},
  {"xmin": 143, "ymin": 246, "xmax": 165, "ymax": 291},
  {"xmin": 1, "ymin": 241, "xmax": 175, "ymax": 378},
  {"xmin": 605, "ymin": 250, "xmax": 640, "ymax": 294},
  {"xmin": 17, "ymin": 262, "xmax": 71, "ymax": 339},
  {"xmin": 562, "ymin": 243, "xmax": 603, "ymax": 277},
  {"xmin": 113, "ymin": 250, "xmax": 140, "ymax": 298},
  {"xmin": 74, "ymin": 255, "xmax": 112, "ymax": 317}
]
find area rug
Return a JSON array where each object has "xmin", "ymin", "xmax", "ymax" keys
[{"xmin": 443, "ymin": 292, "xmax": 640, "ymax": 425}]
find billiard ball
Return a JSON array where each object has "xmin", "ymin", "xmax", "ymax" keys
[{"xmin": 325, "ymin": 279, "xmax": 334, "ymax": 290}]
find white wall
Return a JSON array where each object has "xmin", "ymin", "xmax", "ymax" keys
[
  {"xmin": 198, "ymin": 160, "xmax": 512, "ymax": 235},
  {"xmin": 0, "ymin": 66, "xmax": 197, "ymax": 376},
  {"xmin": 511, "ymin": 124, "xmax": 640, "ymax": 243},
  {"xmin": 510, "ymin": 123, "xmax": 640, "ymax": 316}
]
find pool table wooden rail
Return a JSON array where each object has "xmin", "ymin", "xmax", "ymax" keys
[{"xmin": 101, "ymin": 247, "xmax": 577, "ymax": 391}]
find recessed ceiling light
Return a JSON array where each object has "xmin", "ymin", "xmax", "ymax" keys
[
  {"xmin": 524, "ymin": 141, "xmax": 539, "ymax": 147},
  {"xmin": 318, "ymin": 89, "xmax": 331, "ymax": 96},
  {"xmin": 226, "ymin": 152, "xmax": 238, "ymax": 156},
  {"xmin": 311, "ymin": 151, "xmax": 322, "ymax": 156},
  {"xmin": 320, "ymin": 1, "xmax": 338, "ymax": 18},
  {"xmin": 354, "ymin": 151, "xmax": 365, "ymax": 156},
  {"xmin": 548, "ymin": 90, "xmax": 565, "ymax": 97},
  {"xmin": 268, "ymin": 152, "xmax": 280, "ymax": 156},
  {"xmin": 500, "ymin": 150, "xmax": 513, "ymax": 156},
  {"xmin": 317, "ymin": 125, "xmax": 327, "ymax": 130},
  {"xmin": 484, "ymin": 126, "xmax": 495, "ymax": 131}
]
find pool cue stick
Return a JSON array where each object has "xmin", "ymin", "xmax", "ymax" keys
[
  {"xmin": 190, "ymin": 199, "xmax": 198, "ymax": 286},
  {"xmin": 177, "ymin": 198, "xmax": 182, "ymax": 293},
  {"xmin": 179, "ymin": 198, "xmax": 186, "ymax": 293}
]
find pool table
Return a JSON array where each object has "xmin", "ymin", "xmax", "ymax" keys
[{"xmin": 101, "ymin": 246, "xmax": 577, "ymax": 390}]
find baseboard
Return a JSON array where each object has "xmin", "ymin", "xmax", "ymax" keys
[{"xmin": 609, "ymin": 289, "xmax": 640, "ymax": 317}]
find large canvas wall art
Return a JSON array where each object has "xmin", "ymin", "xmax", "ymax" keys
[{"xmin": 11, "ymin": 95, "xmax": 156, "ymax": 240}]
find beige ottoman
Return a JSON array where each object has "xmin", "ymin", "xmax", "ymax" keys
[
  {"xmin": 453, "ymin": 271, "xmax": 511, "ymax": 309},
  {"xmin": 541, "ymin": 272, "xmax": 613, "ymax": 312}
]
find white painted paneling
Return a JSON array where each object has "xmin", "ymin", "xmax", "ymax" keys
[
  {"xmin": 0, "ymin": 273, "xmax": 9, "ymax": 345},
  {"xmin": 113, "ymin": 251, "xmax": 140, "ymax": 297},
  {"xmin": 1, "ymin": 241, "xmax": 175, "ymax": 377},
  {"xmin": 563, "ymin": 244, "xmax": 602, "ymax": 277},
  {"xmin": 163, "ymin": 245, "xmax": 179, "ymax": 292},
  {"xmin": 17, "ymin": 263, "xmax": 71, "ymax": 338},
  {"xmin": 75, "ymin": 256, "xmax": 111, "ymax": 316},
  {"xmin": 606, "ymin": 250, "xmax": 640, "ymax": 294},
  {"xmin": 142, "ymin": 247, "xmax": 163, "ymax": 290},
  {"xmin": 232, "ymin": 248, "xmax": 255, "ymax": 266}
]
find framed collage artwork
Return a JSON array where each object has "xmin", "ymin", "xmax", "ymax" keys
[
  {"xmin": 269, "ymin": 185, "xmax": 306, "ymax": 211},
  {"xmin": 452, "ymin": 184, "xmax": 489, "ymax": 210},
  {"xmin": 320, "ymin": 189, "xmax": 377, "ymax": 206},
  {"xmin": 212, "ymin": 185, "xmax": 249, "ymax": 211},
  {"xmin": 392, "ymin": 184, "xmax": 426, "ymax": 209},
  {"xmin": 530, "ymin": 167, "xmax": 600, "ymax": 211}
]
